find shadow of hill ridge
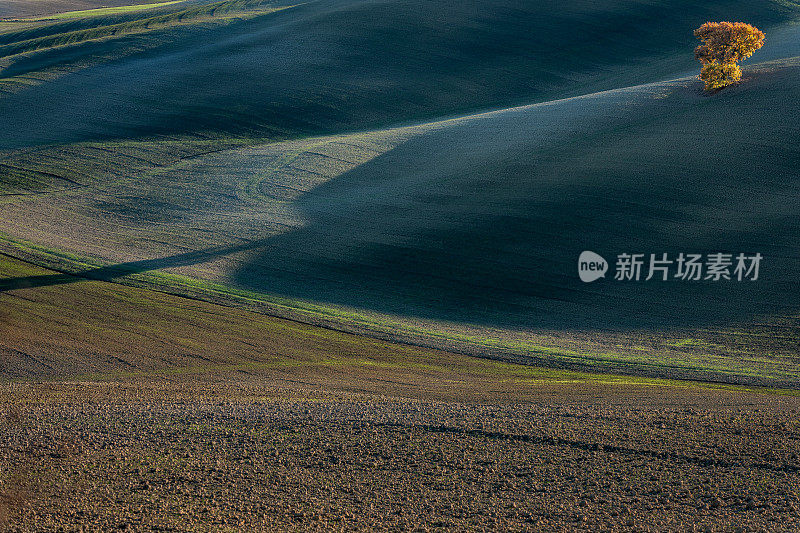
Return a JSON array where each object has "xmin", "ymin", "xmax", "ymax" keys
[
  {"xmin": 227, "ymin": 63, "xmax": 800, "ymax": 332},
  {"xmin": 0, "ymin": 239, "xmax": 269, "ymax": 292},
  {"xmin": 4, "ymin": 65, "xmax": 799, "ymax": 334}
]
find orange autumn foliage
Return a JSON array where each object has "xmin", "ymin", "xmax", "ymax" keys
[{"xmin": 694, "ymin": 22, "xmax": 765, "ymax": 91}]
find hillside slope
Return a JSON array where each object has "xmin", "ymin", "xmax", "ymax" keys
[
  {"xmin": 1, "ymin": 0, "xmax": 799, "ymax": 153},
  {"xmin": 2, "ymin": 55, "xmax": 799, "ymax": 384}
]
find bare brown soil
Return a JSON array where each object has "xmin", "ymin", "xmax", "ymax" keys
[
  {"xmin": 2, "ymin": 256, "xmax": 800, "ymax": 531},
  {"xmin": 2, "ymin": 379, "xmax": 800, "ymax": 532}
]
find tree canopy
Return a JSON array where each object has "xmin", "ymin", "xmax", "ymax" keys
[{"xmin": 694, "ymin": 22, "xmax": 765, "ymax": 91}]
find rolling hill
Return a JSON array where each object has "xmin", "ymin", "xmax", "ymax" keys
[
  {"xmin": 2, "ymin": 0, "xmax": 800, "ymax": 153},
  {"xmin": 3, "ymin": 3, "xmax": 800, "ymax": 530},
  {"xmin": 1, "ymin": 0, "xmax": 799, "ymax": 385}
]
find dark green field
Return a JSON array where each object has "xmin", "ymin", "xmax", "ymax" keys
[{"xmin": 1, "ymin": 0, "xmax": 796, "ymax": 150}]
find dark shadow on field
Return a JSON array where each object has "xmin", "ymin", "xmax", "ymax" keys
[
  {"xmin": 228, "ymin": 66, "xmax": 800, "ymax": 331},
  {"xmin": 5, "ymin": 67, "xmax": 799, "ymax": 333}
]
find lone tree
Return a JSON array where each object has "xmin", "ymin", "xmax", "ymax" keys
[{"xmin": 694, "ymin": 22, "xmax": 765, "ymax": 91}]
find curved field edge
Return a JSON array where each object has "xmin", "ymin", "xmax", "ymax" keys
[
  {"xmin": 2, "ymin": 253, "xmax": 798, "ymax": 399},
  {"xmin": 2, "ymin": 235, "xmax": 797, "ymax": 388},
  {"xmin": 0, "ymin": 0, "xmax": 181, "ymax": 20},
  {"xmin": 7, "ymin": 1, "xmax": 190, "ymax": 22},
  {"xmin": 0, "ymin": 0, "xmax": 298, "ymax": 103},
  {"xmin": 0, "ymin": 0, "xmax": 291, "ymax": 59}
]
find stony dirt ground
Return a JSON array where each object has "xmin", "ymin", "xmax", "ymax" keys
[
  {"xmin": 2, "ymin": 256, "xmax": 799, "ymax": 531},
  {"xmin": 2, "ymin": 377, "xmax": 799, "ymax": 532}
]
